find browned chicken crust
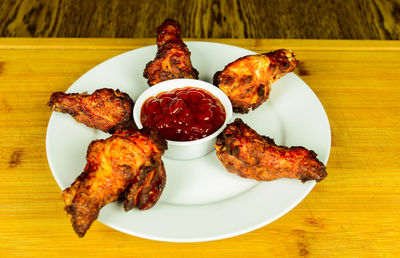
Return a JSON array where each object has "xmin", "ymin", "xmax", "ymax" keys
[
  {"xmin": 124, "ymin": 161, "xmax": 166, "ymax": 211},
  {"xmin": 62, "ymin": 125, "xmax": 167, "ymax": 237},
  {"xmin": 213, "ymin": 49, "xmax": 298, "ymax": 113},
  {"xmin": 215, "ymin": 118, "xmax": 327, "ymax": 182},
  {"xmin": 48, "ymin": 88, "xmax": 134, "ymax": 133},
  {"xmin": 143, "ymin": 18, "xmax": 199, "ymax": 86},
  {"xmin": 113, "ymin": 124, "xmax": 167, "ymax": 212}
]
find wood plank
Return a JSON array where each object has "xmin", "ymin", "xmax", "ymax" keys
[
  {"xmin": 0, "ymin": 39, "xmax": 399, "ymax": 257},
  {"xmin": 0, "ymin": 0, "xmax": 400, "ymax": 39}
]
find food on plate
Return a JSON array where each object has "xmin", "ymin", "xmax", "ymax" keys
[
  {"xmin": 124, "ymin": 161, "xmax": 166, "ymax": 211},
  {"xmin": 143, "ymin": 18, "xmax": 199, "ymax": 86},
  {"xmin": 213, "ymin": 49, "xmax": 298, "ymax": 113},
  {"xmin": 140, "ymin": 87, "xmax": 226, "ymax": 141},
  {"xmin": 47, "ymin": 32, "xmax": 328, "ymax": 238},
  {"xmin": 48, "ymin": 88, "xmax": 134, "ymax": 133},
  {"xmin": 215, "ymin": 118, "xmax": 327, "ymax": 182},
  {"xmin": 62, "ymin": 124, "xmax": 167, "ymax": 237},
  {"xmin": 113, "ymin": 123, "xmax": 167, "ymax": 211}
]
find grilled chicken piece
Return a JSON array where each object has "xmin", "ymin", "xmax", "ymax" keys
[
  {"xmin": 124, "ymin": 161, "xmax": 166, "ymax": 211},
  {"xmin": 213, "ymin": 49, "xmax": 298, "ymax": 113},
  {"xmin": 62, "ymin": 125, "xmax": 167, "ymax": 237},
  {"xmin": 143, "ymin": 18, "xmax": 199, "ymax": 86},
  {"xmin": 48, "ymin": 88, "xmax": 134, "ymax": 133},
  {"xmin": 215, "ymin": 118, "xmax": 327, "ymax": 182}
]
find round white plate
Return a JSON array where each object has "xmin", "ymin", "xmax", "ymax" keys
[{"xmin": 46, "ymin": 42, "xmax": 331, "ymax": 242}]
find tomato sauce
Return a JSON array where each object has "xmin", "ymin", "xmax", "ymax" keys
[{"xmin": 141, "ymin": 87, "xmax": 226, "ymax": 141}]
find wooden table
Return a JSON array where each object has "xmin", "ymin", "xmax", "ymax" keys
[
  {"xmin": 0, "ymin": 38, "xmax": 399, "ymax": 257},
  {"xmin": 1, "ymin": 0, "xmax": 400, "ymax": 40}
]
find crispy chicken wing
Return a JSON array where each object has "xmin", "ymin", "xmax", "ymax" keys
[
  {"xmin": 213, "ymin": 49, "xmax": 298, "ymax": 113},
  {"xmin": 48, "ymin": 88, "xmax": 134, "ymax": 133},
  {"xmin": 62, "ymin": 125, "xmax": 167, "ymax": 237},
  {"xmin": 143, "ymin": 18, "xmax": 199, "ymax": 86},
  {"xmin": 215, "ymin": 118, "xmax": 326, "ymax": 182},
  {"xmin": 124, "ymin": 161, "xmax": 166, "ymax": 211},
  {"xmin": 113, "ymin": 124, "xmax": 167, "ymax": 211}
]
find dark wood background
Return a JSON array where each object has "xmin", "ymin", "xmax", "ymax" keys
[{"xmin": 0, "ymin": 0, "xmax": 399, "ymax": 39}]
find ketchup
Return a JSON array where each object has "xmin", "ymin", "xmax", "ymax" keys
[{"xmin": 141, "ymin": 87, "xmax": 226, "ymax": 141}]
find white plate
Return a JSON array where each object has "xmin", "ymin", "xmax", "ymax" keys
[{"xmin": 46, "ymin": 42, "xmax": 331, "ymax": 242}]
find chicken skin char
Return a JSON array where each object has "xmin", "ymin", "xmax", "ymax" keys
[
  {"xmin": 124, "ymin": 161, "xmax": 166, "ymax": 211},
  {"xmin": 156, "ymin": 18, "xmax": 182, "ymax": 48},
  {"xmin": 215, "ymin": 118, "xmax": 327, "ymax": 182},
  {"xmin": 113, "ymin": 125, "xmax": 167, "ymax": 211},
  {"xmin": 62, "ymin": 125, "xmax": 167, "ymax": 237},
  {"xmin": 48, "ymin": 88, "xmax": 134, "ymax": 133},
  {"xmin": 213, "ymin": 49, "xmax": 298, "ymax": 114},
  {"xmin": 143, "ymin": 18, "xmax": 199, "ymax": 86}
]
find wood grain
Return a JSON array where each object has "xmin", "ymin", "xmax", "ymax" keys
[
  {"xmin": 0, "ymin": 38, "xmax": 400, "ymax": 257},
  {"xmin": 0, "ymin": 0, "xmax": 400, "ymax": 39}
]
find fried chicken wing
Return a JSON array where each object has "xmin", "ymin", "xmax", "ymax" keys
[
  {"xmin": 62, "ymin": 125, "xmax": 167, "ymax": 237},
  {"xmin": 124, "ymin": 161, "xmax": 166, "ymax": 211},
  {"xmin": 215, "ymin": 118, "xmax": 326, "ymax": 182},
  {"xmin": 48, "ymin": 88, "xmax": 134, "ymax": 133},
  {"xmin": 143, "ymin": 18, "xmax": 199, "ymax": 86},
  {"xmin": 213, "ymin": 49, "xmax": 298, "ymax": 113},
  {"xmin": 113, "ymin": 124, "xmax": 167, "ymax": 211}
]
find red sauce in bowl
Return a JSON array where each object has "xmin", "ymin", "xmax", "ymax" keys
[{"xmin": 141, "ymin": 87, "xmax": 226, "ymax": 141}]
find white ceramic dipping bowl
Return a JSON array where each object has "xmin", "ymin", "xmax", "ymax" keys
[{"xmin": 133, "ymin": 79, "xmax": 233, "ymax": 160}]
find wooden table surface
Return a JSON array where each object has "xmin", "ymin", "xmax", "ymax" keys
[
  {"xmin": 1, "ymin": 0, "xmax": 400, "ymax": 39},
  {"xmin": 0, "ymin": 38, "xmax": 399, "ymax": 257}
]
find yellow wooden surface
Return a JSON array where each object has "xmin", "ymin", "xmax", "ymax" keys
[{"xmin": 0, "ymin": 38, "xmax": 399, "ymax": 257}]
